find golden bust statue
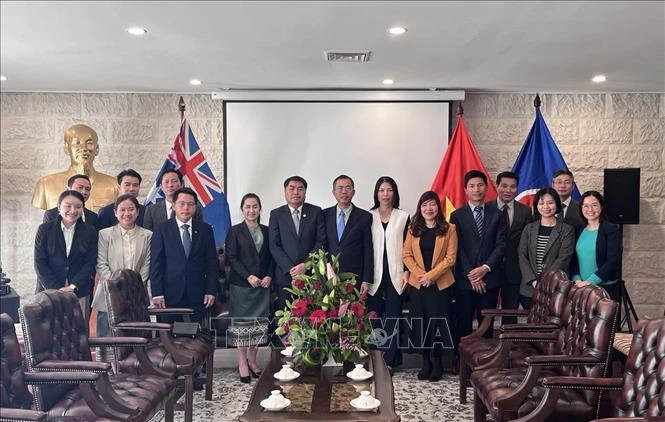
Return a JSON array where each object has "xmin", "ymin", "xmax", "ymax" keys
[{"xmin": 32, "ymin": 124, "xmax": 118, "ymax": 212}]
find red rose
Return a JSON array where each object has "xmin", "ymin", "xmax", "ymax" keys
[
  {"xmin": 345, "ymin": 283, "xmax": 355, "ymax": 294},
  {"xmin": 309, "ymin": 309, "xmax": 327, "ymax": 326},
  {"xmin": 327, "ymin": 308, "xmax": 337, "ymax": 318},
  {"xmin": 356, "ymin": 322, "xmax": 365, "ymax": 332},
  {"xmin": 313, "ymin": 282, "xmax": 322, "ymax": 290},
  {"xmin": 292, "ymin": 300, "xmax": 307, "ymax": 317},
  {"xmin": 283, "ymin": 323, "xmax": 291, "ymax": 333},
  {"xmin": 368, "ymin": 311, "xmax": 378, "ymax": 320},
  {"xmin": 360, "ymin": 293, "xmax": 368, "ymax": 302},
  {"xmin": 304, "ymin": 295, "xmax": 314, "ymax": 305},
  {"xmin": 350, "ymin": 302, "xmax": 365, "ymax": 317},
  {"xmin": 293, "ymin": 279, "xmax": 305, "ymax": 290}
]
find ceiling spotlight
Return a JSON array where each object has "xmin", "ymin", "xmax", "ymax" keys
[
  {"xmin": 592, "ymin": 74, "xmax": 607, "ymax": 83},
  {"xmin": 0, "ymin": 75, "xmax": 6, "ymax": 81},
  {"xmin": 127, "ymin": 27, "xmax": 147, "ymax": 36},
  {"xmin": 382, "ymin": 79, "xmax": 395, "ymax": 85},
  {"xmin": 388, "ymin": 26, "xmax": 407, "ymax": 35},
  {"xmin": 189, "ymin": 79, "xmax": 202, "ymax": 86}
]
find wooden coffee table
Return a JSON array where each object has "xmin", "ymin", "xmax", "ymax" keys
[{"xmin": 239, "ymin": 350, "xmax": 400, "ymax": 422}]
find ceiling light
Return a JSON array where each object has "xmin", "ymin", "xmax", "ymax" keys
[
  {"xmin": 592, "ymin": 74, "xmax": 607, "ymax": 83},
  {"xmin": 388, "ymin": 26, "xmax": 407, "ymax": 35},
  {"xmin": 0, "ymin": 75, "xmax": 6, "ymax": 81},
  {"xmin": 189, "ymin": 79, "xmax": 202, "ymax": 86},
  {"xmin": 382, "ymin": 79, "xmax": 395, "ymax": 85},
  {"xmin": 127, "ymin": 27, "xmax": 147, "ymax": 36}
]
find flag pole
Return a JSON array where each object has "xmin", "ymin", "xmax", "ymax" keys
[
  {"xmin": 178, "ymin": 96, "xmax": 186, "ymax": 123},
  {"xmin": 533, "ymin": 93, "xmax": 541, "ymax": 108},
  {"xmin": 457, "ymin": 103, "xmax": 464, "ymax": 116}
]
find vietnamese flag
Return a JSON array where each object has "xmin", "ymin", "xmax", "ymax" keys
[{"xmin": 431, "ymin": 105, "xmax": 497, "ymax": 220}]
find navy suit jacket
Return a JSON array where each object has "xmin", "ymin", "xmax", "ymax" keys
[
  {"xmin": 570, "ymin": 220, "xmax": 622, "ymax": 282},
  {"xmin": 34, "ymin": 218, "xmax": 98, "ymax": 298},
  {"xmin": 43, "ymin": 207, "xmax": 99, "ymax": 231},
  {"xmin": 486, "ymin": 200, "xmax": 533, "ymax": 285},
  {"xmin": 97, "ymin": 202, "xmax": 145, "ymax": 230},
  {"xmin": 150, "ymin": 218, "xmax": 219, "ymax": 308},
  {"xmin": 323, "ymin": 204, "xmax": 374, "ymax": 285},
  {"xmin": 225, "ymin": 222, "xmax": 274, "ymax": 287},
  {"xmin": 450, "ymin": 204, "xmax": 506, "ymax": 290},
  {"xmin": 268, "ymin": 203, "xmax": 326, "ymax": 286},
  {"xmin": 143, "ymin": 201, "xmax": 203, "ymax": 232}
]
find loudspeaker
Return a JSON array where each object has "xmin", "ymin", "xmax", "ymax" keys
[{"xmin": 603, "ymin": 168, "xmax": 640, "ymax": 225}]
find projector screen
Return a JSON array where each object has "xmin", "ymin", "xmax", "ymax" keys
[{"xmin": 224, "ymin": 101, "xmax": 450, "ymax": 224}]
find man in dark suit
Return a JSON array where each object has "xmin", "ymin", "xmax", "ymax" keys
[
  {"xmin": 150, "ymin": 187, "xmax": 218, "ymax": 323},
  {"xmin": 97, "ymin": 169, "xmax": 145, "ymax": 229},
  {"xmin": 143, "ymin": 169, "xmax": 203, "ymax": 231},
  {"xmin": 268, "ymin": 176, "xmax": 326, "ymax": 313},
  {"xmin": 43, "ymin": 174, "xmax": 99, "ymax": 230},
  {"xmin": 552, "ymin": 169, "xmax": 583, "ymax": 228},
  {"xmin": 486, "ymin": 171, "xmax": 532, "ymax": 324},
  {"xmin": 450, "ymin": 170, "xmax": 506, "ymax": 340},
  {"xmin": 323, "ymin": 175, "xmax": 373, "ymax": 295}
]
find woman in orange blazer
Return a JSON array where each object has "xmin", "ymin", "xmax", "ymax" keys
[{"xmin": 403, "ymin": 190, "xmax": 458, "ymax": 382}]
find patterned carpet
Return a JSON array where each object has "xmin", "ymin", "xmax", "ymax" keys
[{"xmin": 150, "ymin": 368, "xmax": 474, "ymax": 421}]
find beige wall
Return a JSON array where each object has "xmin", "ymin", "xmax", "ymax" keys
[{"xmin": 1, "ymin": 92, "xmax": 663, "ymax": 317}]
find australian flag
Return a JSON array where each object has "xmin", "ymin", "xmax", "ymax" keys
[
  {"xmin": 512, "ymin": 107, "xmax": 581, "ymax": 207},
  {"xmin": 145, "ymin": 119, "xmax": 231, "ymax": 246}
]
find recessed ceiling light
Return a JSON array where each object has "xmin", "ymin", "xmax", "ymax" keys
[
  {"xmin": 127, "ymin": 27, "xmax": 147, "ymax": 36},
  {"xmin": 0, "ymin": 75, "xmax": 6, "ymax": 81},
  {"xmin": 189, "ymin": 79, "xmax": 202, "ymax": 86},
  {"xmin": 592, "ymin": 74, "xmax": 607, "ymax": 83},
  {"xmin": 382, "ymin": 79, "xmax": 395, "ymax": 85},
  {"xmin": 388, "ymin": 26, "xmax": 407, "ymax": 35}
]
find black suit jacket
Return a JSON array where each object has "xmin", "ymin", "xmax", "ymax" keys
[
  {"xmin": 486, "ymin": 200, "xmax": 532, "ymax": 285},
  {"xmin": 570, "ymin": 220, "xmax": 622, "ymax": 282},
  {"xmin": 323, "ymin": 204, "xmax": 373, "ymax": 285},
  {"xmin": 97, "ymin": 202, "xmax": 145, "ymax": 230},
  {"xmin": 150, "ymin": 218, "xmax": 219, "ymax": 308},
  {"xmin": 43, "ymin": 207, "xmax": 99, "ymax": 231},
  {"xmin": 268, "ymin": 203, "xmax": 326, "ymax": 286},
  {"xmin": 143, "ymin": 201, "xmax": 203, "ymax": 232},
  {"xmin": 225, "ymin": 222, "xmax": 274, "ymax": 287},
  {"xmin": 562, "ymin": 198, "xmax": 584, "ymax": 228},
  {"xmin": 34, "ymin": 218, "xmax": 98, "ymax": 298},
  {"xmin": 450, "ymin": 204, "xmax": 506, "ymax": 290}
]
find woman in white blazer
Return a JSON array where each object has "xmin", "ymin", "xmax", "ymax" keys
[
  {"xmin": 93, "ymin": 194, "xmax": 152, "ymax": 360},
  {"xmin": 367, "ymin": 176, "xmax": 410, "ymax": 370}
]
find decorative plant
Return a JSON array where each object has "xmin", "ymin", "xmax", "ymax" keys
[{"xmin": 275, "ymin": 249, "xmax": 376, "ymax": 366}]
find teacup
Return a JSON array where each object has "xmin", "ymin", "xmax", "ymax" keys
[
  {"xmin": 356, "ymin": 390, "xmax": 375, "ymax": 408},
  {"xmin": 350, "ymin": 364, "xmax": 368, "ymax": 377},
  {"xmin": 266, "ymin": 390, "xmax": 287, "ymax": 407},
  {"xmin": 276, "ymin": 363, "xmax": 296, "ymax": 378}
]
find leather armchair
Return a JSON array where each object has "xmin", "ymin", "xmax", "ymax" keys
[
  {"xmin": 471, "ymin": 283, "xmax": 619, "ymax": 422},
  {"xmin": 18, "ymin": 291, "xmax": 177, "ymax": 421},
  {"xmin": 104, "ymin": 269, "xmax": 214, "ymax": 422},
  {"xmin": 458, "ymin": 270, "xmax": 572, "ymax": 403}
]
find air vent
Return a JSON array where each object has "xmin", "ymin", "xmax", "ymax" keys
[{"xmin": 325, "ymin": 51, "xmax": 371, "ymax": 62}]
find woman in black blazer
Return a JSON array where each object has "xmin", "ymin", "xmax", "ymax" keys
[
  {"xmin": 570, "ymin": 191, "xmax": 622, "ymax": 301},
  {"xmin": 225, "ymin": 193, "xmax": 274, "ymax": 383},
  {"xmin": 517, "ymin": 188, "xmax": 574, "ymax": 309},
  {"xmin": 34, "ymin": 190, "xmax": 98, "ymax": 317}
]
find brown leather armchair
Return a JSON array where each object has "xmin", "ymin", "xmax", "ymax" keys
[
  {"xmin": 458, "ymin": 270, "xmax": 573, "ymax": 403},
  {"xmin": 18, "ymin": 291, "xmax": 177, "ymax": 421},
  {"xmin": 104, "ymin": 269, "xmax": 214, "ymax": 422},
  {"xmin": 509, "ymin": 316, "xmax": 665, "ymax": 422},
  {"xmin": 471, "ymin": 284, "xmax": 619, "ymax": 422}
]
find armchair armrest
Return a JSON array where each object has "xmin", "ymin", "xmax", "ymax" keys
[
  {"xmin": 499, "ymin": 331, "xmax": 558, "ymax": 342},
  {"xmin": 0, "ymin": 408, "xmax": 46, "ymax": 421},
  {"xmin": 114, "ymin": 321, "xmax": 173, "ymax": 331},
  {"xmin": 34, "ymin": 359, "xmax": 111, "ymax": 373},
  {"xmin": 24, "ymin": 371, "xmax": 99, "ymax": 384},
  {"xmin": 500, "ymin": 322, "xmax": 559, "ymax": 332},
  {"xmin": 525, "ymin": 354, "xmax": 604, "ymax": 367},
  {"xmin": 540, "ymin": 375, "xmax": 623, "ymax": 391},
  {"xmin": 89, "ymin": 336, "xmax": 149, "ymax": 347},
  {"xmin": 149, "ymin": 307, "xmax": 193, "ymax": 315}
]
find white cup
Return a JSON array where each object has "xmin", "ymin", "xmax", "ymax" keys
[
  {"xmin": 357, "ymin": 390, "xmax": 374, "ymax": 408},
  {"xmin": 267, "ymin": 390, "xmax": 286, "ymax": 407},
  {"xmin": 278, "ymin": 363, "xmax": 295, "ymax": 378},
  {"xmin": 351, "ymin": 364, "xmax": 366, "ymax": 377}
]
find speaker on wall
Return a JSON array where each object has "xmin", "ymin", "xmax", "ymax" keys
[{"xmin": 603, "ymin": 168, "xmax": 640, "ymax": 225}]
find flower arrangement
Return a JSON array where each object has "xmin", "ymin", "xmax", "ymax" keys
[{"xmin": 274, "ymin": 249, "xmax": 376, "ymax": 366}]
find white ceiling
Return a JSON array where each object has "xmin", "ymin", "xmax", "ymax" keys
[{"xmin": 1, "ymin": 1, "xmax": 664, "ymax": 93}]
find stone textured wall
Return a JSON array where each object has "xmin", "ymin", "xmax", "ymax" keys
[{"xmin": 1, "ymin": 92, "xmax": 663, "ymax": 317}]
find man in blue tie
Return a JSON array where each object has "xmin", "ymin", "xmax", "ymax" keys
[
  {"xmin": 450, "ymin": 170, "xmax": 506, "ymax": 340},
  {"xmin": 323, "ymin": 175, "xmax": 373, "ymax": 295},
  {"xmin": 150, "ymin": 187, "xmax": 219, "ymax": 323}
]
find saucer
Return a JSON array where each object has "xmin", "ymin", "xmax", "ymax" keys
[
  {"xmin": 260, "ymin": 397, "xmax": 291, "ymax": 411},
  {"xmin": 346, "ymin": 370, "xmax": 373, "ymax": 381},
  {"xmin": 273, "ymin": 370, "xmax": 300, "ymax": 382},
  {"xmin": 350, "ymin": 397, "xmax": 381, "ymax": 411},
  {"xmin": 280, "ymin": 347, "xmax": 301, "ymax": 357}
]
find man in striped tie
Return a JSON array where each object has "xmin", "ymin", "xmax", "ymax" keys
[{"xmin": 450, "ymin": 170, "xmax": 506, "ymax": 341}]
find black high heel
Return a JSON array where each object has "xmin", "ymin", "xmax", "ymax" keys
[
  {"xmin": 247, "ymin": 360, "xmax": 262, "ymax": 378},
  {"xmin": 239, "ymin": 366, "xmax": 251, "ymax": 383}
]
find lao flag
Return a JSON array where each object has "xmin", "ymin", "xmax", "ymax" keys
[
  {"xmin": 144, "ymin": 119, "xmax": 231, "ymax": 246},
  {"xmin": 512, "ymin": 107, "xmax": 581, "ymax": 207}
]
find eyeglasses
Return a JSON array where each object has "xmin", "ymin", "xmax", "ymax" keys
[
  {"xmin": 175, "ymin": 201, "xmax": 196, "ymax": 208},
  {"xmin": 335, "ymin": 186, "xmax": 354, "ymax": 192}
]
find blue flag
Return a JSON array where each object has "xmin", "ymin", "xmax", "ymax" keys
[
  {"xmin": 512, "ymin": 108, "xmax": 581, "ymax": 206},
  {"xmin": 144, "ymin": 119, "xmax": 231, "ymax": 246}
]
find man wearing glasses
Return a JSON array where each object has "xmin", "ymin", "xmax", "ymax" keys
[
  {"xmin": 323, "ymin": 175, "xmax": 373, "ymax": 296},
  {"xmin": 144, "ymin": 169, "xmax": 203, "ymax": 231},
  {"xmin": 552, "ymin": 169, "xmax": 584, "ymax": 228}
]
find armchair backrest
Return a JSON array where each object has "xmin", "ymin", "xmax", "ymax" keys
[
  {"xmin": 19, "ymin": 290, "xmax": 91, "ymax": 411},
  {"xmin": 0, "ymin": 313, "xmax": 33, "ymax": 410},
  {"xmin": 616, "ymin": 316, "xmax": 665, "ymax": 417},
  {"xmin": 528, "ymin": 270, "xmax": 573, "ymax": 325},
  {"xmin": 105, "ymin": 269, "xmax": 152, "ymax": 360}
]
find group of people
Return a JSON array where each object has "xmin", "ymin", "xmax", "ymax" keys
[{"xmin": 32, "ymin": 164, "xmax": 622, "ymax": 385}]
